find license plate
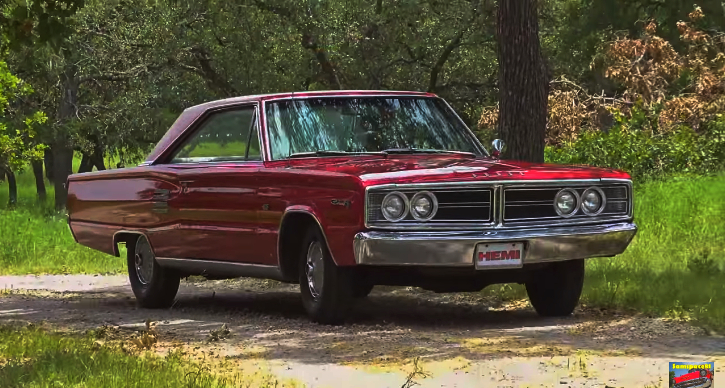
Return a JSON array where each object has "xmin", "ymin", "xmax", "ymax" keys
[{"xmin": 475, "ymin": 242, "xmax": 524, "ymax": 269}]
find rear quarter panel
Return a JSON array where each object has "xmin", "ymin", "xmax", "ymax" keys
[{"xmin": 67, "ymin": 167, "xmax": 180, "ymax": 256}]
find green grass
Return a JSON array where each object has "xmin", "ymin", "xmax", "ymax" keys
[
  {"xmin": 485, "ymin": 174, "xmax": 725, "ymax": 331},
  {"xmin": 0, "ymin": 208, "xmax": 124, "ymax": 275},
  {"xmin": 0, "ymin": 156, "xmax": 125, "ymax": 275},
  {"xmin": 583, "ymin": 174, "xmax": 725, "ymax": 331},
  {"xmin": 0, "ymin": 325, "xmax": 290, "ymax": 388}
]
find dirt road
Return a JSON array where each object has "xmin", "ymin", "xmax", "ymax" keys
[{"xmin": 0, "ymin": 274, "xmax": 722, "ymax": 387}]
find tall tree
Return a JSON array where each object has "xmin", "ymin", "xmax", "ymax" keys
[{"xmin": 496, "ymin": 0, "xmax": 549, "ymax": 162}]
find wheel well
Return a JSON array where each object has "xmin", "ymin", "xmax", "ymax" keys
[
  {"xmin": 112, "ymin": 232, "xmax": 144, "ymax": 257},
  {"xmin": 278, "ymin": 212, "xmax": 320, "ymax": 282}
]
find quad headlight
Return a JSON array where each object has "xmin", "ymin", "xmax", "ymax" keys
[
  {"xmin": 381, "ymin": 191, "xmax": 409, "ymax": 222},
  {"xmin": 380, "ymin": 191, "xmax": 438, "ymax": 222},
  {"xmin": 581, "ymin": 187, "xmax": 606, "ymax": 215},
  {"xmin": 554, "ymin": 189, "xmax": 579, "ymax": 217},
  {"xmin": 410, "ymin": 191, "xmax": 438, "ymax": 221}
]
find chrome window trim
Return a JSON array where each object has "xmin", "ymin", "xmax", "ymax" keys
[
  {"xmin": 154, "ymin": 103, "xmax": 267, "ymax": 165},
  {"xmin": 364, "ymin": 178, "xmax": 633, "ymax": 230},
  {"xmin": 261, "ymin": 94, "xmax": 489, "ymax": 160}
]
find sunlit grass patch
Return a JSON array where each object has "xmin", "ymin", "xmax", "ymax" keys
[{"xmin": 0, "ymin": 324, "xmax": 300, "ymax": 388}]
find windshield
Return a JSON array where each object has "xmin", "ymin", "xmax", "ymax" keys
[{"xmin": 264, "ymin": 97, "xmax": 486, "ymax": 159}]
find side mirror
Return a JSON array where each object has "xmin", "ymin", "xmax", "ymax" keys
[{"xmin": 491, "ymin": 139, "xmax": 505, "ymax": 158}]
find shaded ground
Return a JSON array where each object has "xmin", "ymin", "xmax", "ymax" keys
[{"xmin": 0, "ymin": 275, "xmax": 723, "ymax": 387}]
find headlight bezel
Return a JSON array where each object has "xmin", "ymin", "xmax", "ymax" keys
[
  {"xmin": 553, "ymin": 188, "xmax": 580, "ymax": 218},
  {"xmin": 409, "ymin": 191, "xmax": 438, "ymax": 221},
  {"xmin": 580, "ymin": 186, "xmax": 607, "ymax": 216},
  {"xmin": 380, "ymin": 191, "xmax": 409, "ymax": 222}
]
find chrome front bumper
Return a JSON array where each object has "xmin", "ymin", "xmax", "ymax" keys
[
  {"xmin": 675, "ymin": 379, "xmax": 712, "ymax": 388},
  {"xmin": 353, "ymin": 222, "xmax": 637, "ymax": 267}
]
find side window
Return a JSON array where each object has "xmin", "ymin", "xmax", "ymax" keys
[{"xmin": 170, "ymin": 106, "xmax": 261, "ymax": 163}]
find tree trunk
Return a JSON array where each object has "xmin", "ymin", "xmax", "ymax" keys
[
  {"xmin": 53, "ymin": 67, "xmax": 79, "ymax": 210},
  {"xmin": 496, "ymin": 0, "xmax": 549, "ymax": 163},
  {"xmin": 52, "ymin": 144, "xmax": 74, "ymax": 210},
  {"xmin": 44, "ymin": 147, "xmax": 54, "ymax": 181},
  {"xmin": 91, "ymin": 141, "xmax": 106, "ymax": 170},
  {"xmin": 78, "ymin": 153, "xmax": 93, "ymax": 173},
  {"xmin": 31, "ymin": 159, "xmax": 47, "ymax": 202},
  {"xmin": 5, "ymin": 169, "xmax": 17, "ymax": 206}
]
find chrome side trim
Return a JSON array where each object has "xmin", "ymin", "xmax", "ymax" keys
[
  {"xmin": 156, "ymin": 258, "xmax": 286, "ymax": 281},
  {"xmin": 276, "ymin": 209, "xmax": 337, "ymax": 270},
  {"xmin": 353, "ymin": 222, "xmax": 637, "ymax": 267}
]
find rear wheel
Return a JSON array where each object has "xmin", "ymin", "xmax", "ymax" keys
[
  {"xmin": 525, "ymin": 259, "xmax": 585, "ymax": 317},
  {"xmin": 299, "ymin": 226, "xmax": 355, "ymax": 324},
  {"xmin": 127, "ymin": 234, "xmax": 180, "ymax": 308}
]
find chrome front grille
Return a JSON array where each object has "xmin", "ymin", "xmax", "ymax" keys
[
  {"xmin": 503, "ymin": 184, "xmax": 630, "ymax": 223},
  {"xmin": 366, "ymin": 188, "xmax": 493, "ymax": 227},
  {"xmin": 365, "ymin": 180, "xmax": 632, "ymax": 230},
  {"xmin": 675, "ymin": 377, "xmax": 709, "ymax": 388}
]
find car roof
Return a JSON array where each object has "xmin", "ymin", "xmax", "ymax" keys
[
  {"xmin": 185, "ymin": 90, "xmax": 438, "ymax": 112},
  {"xmin": 144, "ymin": 90, "xmax": 441, "ymax": 164}
]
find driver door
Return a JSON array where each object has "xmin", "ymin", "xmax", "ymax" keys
[{"xmin": 154, "ymin": 104, "xmax": 265, "ymax": 263}]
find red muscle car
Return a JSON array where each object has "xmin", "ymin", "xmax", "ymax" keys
[
  {"xmin": 66, "ymin": 90, "xmax": 638, "ymax": 324},
  {"xmin": 674, "ymin": 368, "xmax": 713, "ymax": 388}
]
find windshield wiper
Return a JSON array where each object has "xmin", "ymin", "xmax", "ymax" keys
[
  {"xmin": 381, "ymin": 148, "xmax": 477, "ymax": 157},
  {"xmin": 287, "ymin": 150, "xmax": 385, "ymax": 159}
]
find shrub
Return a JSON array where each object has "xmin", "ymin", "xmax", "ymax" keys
[{"xmin": 545, "ymin": 110, "xmax": 725, "ymax": 180}]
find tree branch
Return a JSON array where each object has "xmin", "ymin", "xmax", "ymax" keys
[
  {"xmin": 76, "ymin": 64, "xmax": 158, "ymax": 84},
  {"xmin": 252, "ymin": 0, "xmax": 342, "ymax": 89}
]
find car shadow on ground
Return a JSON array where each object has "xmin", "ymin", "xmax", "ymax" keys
[{"xmin": 1, "ymin": 281, "xmax": 722, "ymax": 367}]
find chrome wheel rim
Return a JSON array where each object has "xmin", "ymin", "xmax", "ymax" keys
[
  {"xmin": 305, "ymin": 241, "xmax": 325, "ymax": 299},
  {"xmin": 134, "ymin": 237, "xmax": 155, "ymax": 285}
]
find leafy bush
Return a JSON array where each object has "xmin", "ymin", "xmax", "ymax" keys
[{"xmin": 545, "ymin": 111, "xmax": 725, "ymax": 180}]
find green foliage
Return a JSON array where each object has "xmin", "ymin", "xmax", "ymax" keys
[
  {"xmin": 0, "ymin": 60, "xmax": 45, "ymax": 173},
  {"xmin": 0, "ymin": 0, "xmax": 85, "ymax": 51},
  {"xmin": 545, "ymin": 106, "xmax": 725, "ymax": 180}
]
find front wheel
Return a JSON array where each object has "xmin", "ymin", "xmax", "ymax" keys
[
  {"xmin": 525, "ymin": 259, "xmax": 585, "ymax": 317},
  {"xmin": 127, "ymin": 234, "xmax": 180, "ymax": 309},
  {"xmin": 299, "ymin": 226, "xmax": 356, "ymax": 325}
]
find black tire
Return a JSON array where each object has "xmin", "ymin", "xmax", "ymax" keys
[
  {"xmin": 352, "ymin": 282, "xmax": 374, "ymax": 298},
  {"xmin": 298, "ymin": 226, "xmax": 355, "ymax": 325},
  {"xmin": 127, "ymin": 234, "xmax": 180, "ymax": 309},
  {"xmin": 525, "ymin": 259, "xmax": 585, "ymax": 317}
]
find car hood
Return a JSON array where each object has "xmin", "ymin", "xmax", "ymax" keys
[
  {"xmin": 674, "ymin": 372, "xmax": 705, "ymax": 384},
  {"xmin": 283, "ymin": 155, "xmax": 630, "ymax": 186}
]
